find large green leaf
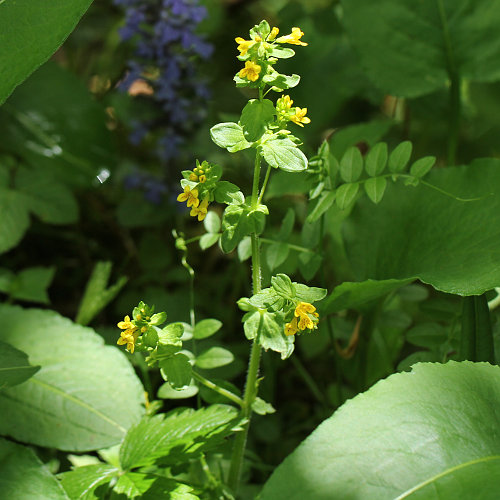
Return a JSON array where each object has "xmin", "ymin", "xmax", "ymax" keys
[
  {"xmin": 0, "ymin": 437, "xmax": 69, "ymax": 500},
  {"xmin": 59, "ymin": 464, "xmax": 118, "ymax": 500},
  {"xmin": 342, "ymin": 0, "xmax": 500, "ymax": 97},
  {"xmin": 0, "ymin": 305, "xmax": 144, "ymax": 451},
  {"xmin": 343, "ymin": 159, "xmax": 500, "ymax": 295},
  {"xmin": 0, "ymin": 0, "xmax": 93, "ymax": 105},
  {"xmin": 1, "ymin": 63, "xmax": 114, "ymax": 186},
  {"xmin": 261, "ymin": 361, "xmax": 500, "ymax": 499}
]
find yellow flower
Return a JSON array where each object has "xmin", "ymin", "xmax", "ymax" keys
[
  {"xmin": 268, "ymin": 26, "xmax": 279, "ymax": 41},
  {"xmin": 290, "ymin": 107, "xmax": 311, "ymax": 127},
  {"xmin": 199, "ymin": 175, "xmax": 207, "ymax": 183},
  {"xmin": 177, "ymin": 185, "xmax": 200, "ymax": 208},
  {"xmin": 276, "ymin": 27, "xmax": 307, "ymax": 46},
  {"xmin": 235, "ymin": 37, "xmax": 257, "ymax": 57},
  {"xmin": 285, "ymin": 316, "xmax": 299, "ymax": 336},
  {"xmin": 189, "ymin": 173, "xmax": 198, "ymax": 181},
  {"xmin": 117, "ymin": 315, "xmax": 139, "ymax": 353},
  {"xmin": 239, "ymin": 60, "xmax": 262, "ymax": 82},
  {"xmin": 190, "ymin": 198, "xmax": 209, "ymax": 221},
  {"xmin": 294, "ymin": 302, "xmax": 319, "ymax": 331}
]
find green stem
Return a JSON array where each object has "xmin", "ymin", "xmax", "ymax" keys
[
  {"xmin": 257, "ymin": 165, "xmax": 272, "ymax": 205},
  {"xmin": 228, "ymin": 151, "xmax": 263, "ymax": 493},
  {"xmin": 259, "ymin": 238, "xmax": 315, "ymax": 254},
  {"xmin": 192, "ymin": 372, "xmax": 244, "ymax": 407},
  {"xmin": 290, "ymin": 355, "xmax": 327, "ymax": 407}
]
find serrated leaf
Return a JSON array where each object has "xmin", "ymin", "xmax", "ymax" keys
[
  {"xmin": 0, "ymin": 305, "xmax": 145, "ymax": 451},
  {"xmin": 203, "ymin": 211, "xmax": 221, "ymax": 234},
  {"xmin": 340, "ymin": 146, "xmax": 363, "ymax": 183},
  {"xmin": 210, "ymin": 122, "xmax": 252, "ymax": 152},
  {"xmin": 160, "ymin": 353, "xmax": 192, "ymax": 389},
  {"xmin": 0, "ymin": 0, "xmax": 93, "ymax": 105},
  {"xmin": 410, "ymin": 156, "xmax": 436, "ymax": 178},
  {"xmin": 261, "ymin": 137, "xmax": 308, "ymax": 172},
  {"xmin": 364, "ymin": 176, "xmax": 387, "ymax": 204},
  {"xmin": 266, "ymin": 242, "xmax": 289, "ymax": 271},
  {"xmin": 0, "ymin": 438, "xmax": 70, "ymax": 500},
  {"xmin": 335, "ymin": 182, "xmax": 359, "ymax": 210},
  {"xmin": 195, "ymin": 347, "xmax": 234, "ymax": 369},
  {"xmin": 0, "ymin": 341, "xmax": 40, "ymax": 389},
  {"xmin": 240, "ymin": 99, "xmax": 276, "ymax": 142},
  {"xmin": 389, "ymin": 140, "xmax": 413, "ymax": 173},
  {"xmin": 271, "ymin": 274, "xmax": 295, "ymax": 299},
  {"xmin": 59, "ymin": 464, "xmax": 117, "ymax": 500},
  {"xmin": 214, "ymin": 180, "xmax": 245, "ymax": 205},
  {"xmin": 119, "ymin": 405, "xmax": 240, "ymax": 470},
  {"xmin": 365, "ymin": 142, "xmax": 388, "ymax": 176},
  {"xmin": 306, "ymin": 190, "xmax": 336, "ymax": 223},
  {"xmin": 193, "ymin": 319, "xmax": 222, "ymax": 340},
  {"xmin": 261, "ymin": 361, "xmax": 500, "ymax": 499}
]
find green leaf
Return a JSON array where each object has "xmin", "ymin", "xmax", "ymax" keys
[
  {"xmin": 220, "ymin": 205, "xmax": 247, "ymax": 253},
  {"xmin": 271, "ymin": 274, "xmax": 295, "ymax": 299},
  {"xmin": 339, "ymin": 146, "xmax": 363, "ymax": 182},
  {"xmin": 344, "ymin": 159, "xmax": 500, "ymax": 295},
  {"xmin": 335, "ymin": 182, "xmax": 359, "ymax": 210},
  {"xmin": 195, "ymin": 347, "xmax": 234, "ymax": 369},
  {"xmin": 364, "ymin": 176, "xmax": 387, "ymax": 204},
  {"xmin": 0, "ymin": 0, "xmax": 93, "ymax": 104},
  {"xmin": 0, "ymin": 188, "xmax": 30, "ymax": 254},
  {"xmin": 261, "ymin": 361, "xmax": 500, "ymax": 499},
  {"xmin": 389, "ymin": 140, "xmax": 413, "ymax": 173},
  {"xmin": 214, "ymin": 180, "xmax": 245, "ymax": 205},
  {"xmin": 266, "ymin": 242, "xmax": 289, "ymax": 271},
  {"xmin": 269, "ymin": 46, "xmax": 295, "ymax": 59},
  {"xmin": 160, "ymin": 353, "xmax": 192, "ymax": 389},
  {"xmin": 264, "ymin": 73, "xmax": 301, "ymax": 91},
  {"xmin": 306, "ymin": 190, "xmax": 336, "ymax": 223},
  {"xmin": 75, "ymin": 261, "xmax": 127, "ymax": 326},
  {"xmin": 252, "ymin": 397, "xmax": 276, "ymax": 416},
  {"xmin": 260, "ymin": 137, "xmax": 308, "ymax": 172},
  {"xmin": 365, "ymin": 142, "xmax": 388, "ymax": 177},
  {"xmin": 294, "ymin": 284, "xmax": 327, "ymax": 303},
  {"xmin": 238, "ymin": 236, "xmax": 252, "ymax": 262},
  {"xmin": 194, "ymin": 319, "xmax": 222, "ymax": 340},
  {"xmin": 210, "ymin": 122, "xmax": 252, "ymax": 152},
  {"xmin": 110, "ymin": 472, "xmax": 198, "ymax": 500},
  {"xmin": 15, "ymin": 166, "xmax": 78, "ymax": 224},
  {"xmin": 410, "ymin": 156, "xmax": 436, "ymax": 178},
  {"xmin": 158, "ymin": 382, "xmax": 199, "ymax": 400},
  {"xmin": 119, "ymin": 405, "xmax": 240, "ymax": 470},
  {"xmin": 199, "ymin": 233, "xmax": 219, "ymax": 250},
  {"xmin": 203, "ymin": 211, "xmax": 221, "ymax": 234},
  {"xmin": 323, "ymin": 278, "xmax": 413, "ymax": 313},
  {"xmin": 240, "ymin": 99, "xmax": 276, "ymax": 141},
  {"xmin": 342, "ymin": 0, "xmax": 500, "ymax": 97},
  {"xmin": 0, "ymin": 305, "xmax": 145, "ymax": 451},
  {"xmin": 0, "ymin": 341, "xmax": 40, "ymax": 389},
  {"xmin": 277, "ymin": 208, "xmax": 295, "ymax": 241},
  {"xmin": 6, "ymin": 266, "xmax": 56, "ymax": 304},
  {"xmin": 59, "ymin": 464, "xmax": 118, "ymax": 500},
  {"xmin": 0, "ymin": 437, "xmax": 69, "ymax": 500},
  {"xmin": 406, "ymin": 323, "xmax": 449, "ymax": 349},
  {"xmin": 459, "ymin": 295, "xmax": 495, "ymax": 363}
]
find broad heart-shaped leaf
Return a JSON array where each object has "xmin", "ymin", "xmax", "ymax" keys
[
  {"xmin": 0, "ymin": 305, "xmax": 144, "ymax": 451},
  {"xmin": 0, "ymin": 341, "xmax": 40, "ymax": 389},
  {"xmin": 210, "ymin": 122, "xmax": 252, "ymax": 152},
  {"xmin": 343, "ymin": 159, "xmax": 500, "ymax": 295},
  {"xmin": 0, "ymin": 0, "xmax": 93, "ymax": 104},
  {"xmin": 240, "ymin": 99, "xmax": 276, "ymax": 142},
  {"xmin": 261, "ymin": 361, "xmax": 500, "ymax": 499},
  {"xmin": 119, "ymin": 405, "xmax": 240, "ymax": 470},
  {"xmin": 0, "ymin": 437, "xmax": 69, "ymax": 500},
  {"xmin": 59, "ymin": 464, "xmax": 118, "ymax": 500},
  {"xmin": 1, "ymin": 63, "xmax": 115, "ymax": 187},
  {"xmin": 342, "ymin": 0, "xmax": 500, "ymax": 97},
  {"xmin": 260, "ymin": 136, "xmax": 308, "ymax": 172}
]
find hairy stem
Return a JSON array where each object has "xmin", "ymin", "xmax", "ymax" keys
[{"xmin": 192, "ymin": 371, "xmax": 244, "ymax": 407}]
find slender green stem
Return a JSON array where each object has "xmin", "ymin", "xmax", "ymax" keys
[
  {"xmin": 260, "ymin": 237, "xmax": 315, "ymax": 254},
  {"xmin": 184, "ymin": 235, "xmax": 203, "ymax": 245},
  {"xmin": 228, "ymin": 151, "xmax": 264, "ymax": 493},
  {"xmin": 192, "ymin": 372, "xmax": 244, "ymax": 407},
  {"xmin": 290, "ymin": 355, "xmax": 327, "ymax": 407},
  {"xmin": 257, "ymin": 165, "xmax": 272, "ymax": 205}
]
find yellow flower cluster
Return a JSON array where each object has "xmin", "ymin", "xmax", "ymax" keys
[
  {"xmin": 117, "ymin": 315, "xmax": 139, "ymax": 353},
  {"xmin": 276, "ymin": 95, "xmax": 311, "ymax": 128},
  {"xmin": 189, "ymin": 164, "xmax": 207, "ymax": 183},
  {"xmin": 285, "ymin": 302, "xmax": 319, "ymax": 336},
  {"xmin": 236, "ymin": 25, "xmax": 307, "ymax": 83},
  {"xmin": 177, "ymin": 185, "xmax": 209, "ymax": 221}
]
